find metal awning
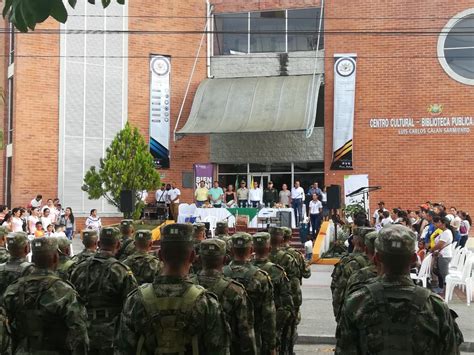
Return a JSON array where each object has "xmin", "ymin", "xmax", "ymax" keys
[{"xmin": 177, "ymin": 75, "xmax": 322, "ymax": 136}]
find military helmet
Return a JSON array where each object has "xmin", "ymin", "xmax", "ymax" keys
[
  {"xmin": 231, "ymin": 233, "xmax": 253, "ymax": 249},
  {"xmin": 31, "ymin": 237, "xmax": 58, "ymax": 255},
  {"xmin": 375, "ymin": 225, "xmax": 416, "ymax": 255},
  {"xmin": 161, "ymin": 223, "xmax": 194, "ymax": 244},
  {"xmin": 252, "ymin": 232, "xmax": 270, "ymax": 247},
  {"xmin": 100, "ymin": 227, "xmax": 121, "ymax": 243},
  {"xmin": 200, "ymin": 239, "xmax": 226, "ymax": 257},
  {"xmin": 7, "ymin": 231, "xmax": 29, "ymax": 249},
  {"xmin": 135, "ymin": 230, "xmax": 152, "ymax": 243}
]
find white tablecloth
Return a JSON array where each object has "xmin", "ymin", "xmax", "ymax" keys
[
  {"xmin": 177, "ymin": 208, "xmax": 236, "ymax": 226},
  {"xmin": 253, "ymin": 208, "xmax": 296, "ymax": 228}
]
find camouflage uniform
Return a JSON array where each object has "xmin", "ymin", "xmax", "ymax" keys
[
  {"xmin": 56, "ymin": 236, "xmax": 75, "ymax": 281},
  {"xmin": 252, "ymin": 232, "xmax": 293, "ymax": 353},
  {"xmin": 115, "ymin": 224, "xmax": 230, "ymax": 355},
  {"xmin": 70, "ymin": 227, "xmax": 137, "ymax": 354},
  {"xmin": 282, "ymin": 226, "xmax": 312, "ymax": 280},
  {"xmin": 190, "ymin": 223, "xmax": 206, "ymax": 274},
  {"xmin": 215, "ymin": 221, "xmax": 233, "ymax": 260},
  {"xmin": 71, "ymin": 230, "xmax": 98, "ymax": 265},
  {"xmin": 122, "ymin": 230, "xmax": 162, "ymax": 285},
  {"xmin": 0, "ymin": 227, "xmax": 10, "ymax": 263},
  {"xmin": 116, "ymin": 219, "xmax": 136, "ymax": 261},
  {"xmin": 3, "ymin": 237, "xmax": 89, "ymax": 354},
  {"xmin": 191, "ymin": 239, "xmax": 257, "ymax": 355},
  {"xmin": 336, "ymin": 225, "xmax": 463, "ymax": 355},
  {"xmin": 224, "ymin": 233, "xmax": 276, "ymax": 355}
]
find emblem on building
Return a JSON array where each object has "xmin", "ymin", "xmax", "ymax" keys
[{"xmin": 427, "ymin": 104, "xmax": 443, "ymax": 116}]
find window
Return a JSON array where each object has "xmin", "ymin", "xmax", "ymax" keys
[
  {"xmin": 214, "ymin": 13, "xmax": 248, "ymax": 55},
  {"xmin": 7, "ymin": 78, "xmax": 14, "ymax": 144},
  {"xmin": 438, "ymin": 9, "xmax": 474, "ymax": 85},
  {"xmin": 250, "ymin": 11, "xmax": 286, "ymax": 53},
  {"xmin": 288, "ymin": 8, "xmax": 323, "ymax": 51}
]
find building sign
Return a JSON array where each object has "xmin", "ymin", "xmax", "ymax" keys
[
  {"xmin": 193, "ymin": 164, "xmax": 214, "ymax": 189},
  {"xmin": 331, "ymin": 54, "xmax": 357, "ymax": 170},
  {"xmin": 149, "ymin": 55, "xmax": 171, "ymax": 168}
]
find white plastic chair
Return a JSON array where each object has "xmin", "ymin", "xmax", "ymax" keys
[
  {"xmin": 449, "ymin": 248, "xmax": 469, "ymax": 274},
  {"xmin": 449, "ymin": 247, "xmax": 462, "ymax": 271},
  {"xmin": 177, "ymin": 203, "xmax": 191, "ymax": 223},
  {"xmin": 411, "ymin": 253, "xmax": 432, "ymax": 288},
  {"xmin": 203, "ymin": 215, "xmax": 218, "ymax": 238},
  {"xmin": 445, "ymin": 256, "xmax": 473, "ymax": 305}
]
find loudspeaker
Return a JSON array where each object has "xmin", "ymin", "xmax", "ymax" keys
[
  {"xmin": 278, "ymin": 211, "xmax": 292, "ymax": 228},
  {"xmin": 327, "ymin": 185, "xmax": 341, "ymax": 210},
  {"xmin": 120, "ymin": 190, "xmax": 135, "ymax": 213}
]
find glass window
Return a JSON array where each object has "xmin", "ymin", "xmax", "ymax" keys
[
  {"xmin": 294, "ymin": 162, "xmax": 324, "ymax": 172},
  {"xmin": 7, "ymin": 78, "xmax": 13, "ymax": 144},
  {"xmin": 250, "ymin": 11, "xmax": 286, "ymax": 53},
  {"xmin": 218, "ymin": 164, "xmax": 247, "ymax": 174},
  {"xmin": 439, "ymin": 11, "xmax": 474, "ymax": 85},
  {"xmin": 214, "ymin": 13, "xmax": 249, "ymax": 55},
  {"xmin": 287, "ymin": 8, "xmax": 323, "ymax": 51},
  {"xmin": 249, "ymin": 163, "xmax": 269, "ymax": 172}
]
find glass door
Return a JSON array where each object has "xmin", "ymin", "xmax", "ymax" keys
[{"xmin": 250, "ymin": 174, "xmax": 271, "ymax": 190}]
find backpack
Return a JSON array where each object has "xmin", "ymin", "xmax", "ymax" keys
[
  {"xmin": 460, "ymin": 221, "xmax": 468, "ymax": 235},
  {"xmin": 222, "ymin": 265, "xmax": 258, "ymax": 289},
  {"xmin": 137, "ymin": 283, "xmax": 205, "ymax": 355},
  {"xmin": 116, "ymin": 238, "xmax": 134, "ymax": 261},
  {"xmin": 0, "ymin": 261, "xmax": 34, "ymax": 296}
]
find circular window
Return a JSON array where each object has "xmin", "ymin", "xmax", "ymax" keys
[{"xmin": 438, "ymin": 9, "xmax": 474, "ymax": 85}]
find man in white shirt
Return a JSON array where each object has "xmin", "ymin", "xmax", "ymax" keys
[
  {"xmin": 168, "ymin": 183, "xmax": 181, "ymax": 221},
  {"xmin": 248, "ymin": 181, "xmax": 263, "ymax": 208},
  {"xmin": 372, "ymin": 201, "xmax": 388, "ymax": 226},
  {"xmin": 30, "ymin": 194, "xmax": 42, "ymax": 209},
  {"xmin": 308, "ymin": 194, "xmax": 323, "ymax": 239},
  {"xmin": 291, "ymin": 181, "xmax": 305, "ymax": 226},
  {"xmin": 155, "ymin": 184, "xmax": 167, "ymax": 204}
]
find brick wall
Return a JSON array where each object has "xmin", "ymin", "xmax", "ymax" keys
[
  {"xmin": 212, "ymin": 0, "xmax": 321, "ymax": 13},
  {"xmin": 0, "ymin": 17, "xmax": 8, "ymax": 204},
  {"xmin": 324, "ymin": 1, "xmax": 474, "ymax": 213}
]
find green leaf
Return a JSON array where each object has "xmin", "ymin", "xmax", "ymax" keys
[
  {"xmin": 102, "ymin": 0, "xmax": 111, "ymax": 8},
  {"xmin": 68, "ymin": 0, "xmax": 77, "ymax": 8},
  {"xmin": 30, "ymin": 0, "xmax": 54, "ymax": 23},
  {"xmin": 87, "ymin": 0, "xmax": 95, "ymax": 4},
  {"xmin": 50, "ymin": 0, "xmax": 67, "ymax": 23},
  {"xmin": 2, "ymin": 0, "xmax": 13, "ymax": 18},
  {"xmin": 116, "ymin": 0, "xmax": 125, "ymax": 4}
]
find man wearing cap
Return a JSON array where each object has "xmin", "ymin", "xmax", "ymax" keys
[
  {"xmin": 3, "ymin": 237, "xmax": 89, "ymax": 354},
  {"xmin": 71, "ymin": 230, "xmax": 99, "ymax": 265},
  {"xmin": 252, "ymin": 232, "xmax": 293, "ymax": 354},
  {"xmin": 56, "ymin": 236, "xmax": 75, "ymax": 281},
  {"xmin": 191, "ymin": 238, "xmax": 257, "ymax": 355},
  {"xmin": 331, "ymin": 226, "xmax": 372, "ymax": 323},
  {"xmin": 281, "ymin": 226, "xmax": 311, "ymax": 281},
  {"xmin": 116, "ymin": 219, "xmax": 136, "ymax": 261},
  {"xmin": 263, "ymin": 181, "xmax": 278, "ymax": 207},
  {"xmin": 336, "ymin": 225, "xmax": 463, "ymax": 354},
  {"xmin": 236, "ymin": 181, "xmax": 249, "ymax": 208},
  {"xmin": 123, "ymin": 230, "xmax": 162, "ymax": 285},
  {"xmin": 0, "ymin": 227, "xmax": 10, "ymax": 263},
  {"xmin": 116, "ymin": 223, "xmax": 230, "ymax": 354},
  {"xmin": 215, "ymin": 221, "xmax": 232, "ymax": 262},
  {"xmin": 268, "ymin": 227, "xmax": 300, "ymax": 355},
  {"xmin": 190, "ymin": 223, "xmax": 207, "ymax": 274},
  {"xmin": 0, "ymin": 232, "xmax": 34, "ymax": 299},
  {"xmin": 224, "ymin": 233, "xmax": 276, "ymax": 355},
  {"xmin": 70, "ymin": 227, "xmax": 137, "ymax": 355}
]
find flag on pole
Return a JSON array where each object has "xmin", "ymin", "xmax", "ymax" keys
[
  {"xmin": 235, "ymin": 175, "xmax": 239, "ymax": 189},
  {"xmin": 250, "ymin": 175, "xmax": 254, "ymax": 189}
]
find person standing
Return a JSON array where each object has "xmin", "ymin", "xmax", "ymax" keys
[
  {"xmin": 194, "ymin": 180, "xmax": 209, "ymax": 207},
  {"xmin": 40, "ymin": 208, "xmax": 53, "ymax": 233},
  {"xmin": 71, "ymin": 230, "xmax": 98, "ymax": 265},
  {"xmin": 248, "ymin": 181, "xmax": 263, "ymax": 208},
  {"xmin": 58, "ymin": 207, "xmax": 75, "ymax": 240},
  {"xmin": 458, "ymin": 211, "xmax": 471, "ymax": 248},
  {"xmin": 372, "ymin": 201, "xmax": 388, "ymax": 226},
  {"xmin": 115, "ymin": 223, "xmax": 230, "ymax": 355},
  {"xmin": 70, "ymin": 227, "xmax": 137, "ymax": 355},
  {"xmin": 168, "ymin": 182, "xmax": 181, "ymax": 221},
  {"xmin": 291, "ymin": 181, "xmax": 305, "ymax": 226},
  {"xmin": 28, "ymin": 207, "xmax": 40, "ymax": 235},
  {"xmin": 11, "ymin": 208, "xmax": 23, "ymax": 233},
  {"xmin": 85, "ymin": 209, "xmax": 102, "ymax": 231},
  {"xmin": 237, "ymin": 181, "xmax": 249, "ymax": 207},
  {"xmin": 336, "ymin": 225, "xmax": 463, "ymax": 354},
  {"xmin": 0, "ymin": 228, "xmax": 9, "ymax": 263},
  {"xmin": 263, "ymin": 181, "xmax": 279, "ymax": 207},
  {"xmin": 116, "ymin": 219, "xmax": 136, "ymax": 261},
  {"xmin": 308, "ymin": 194, "xmax": 323, "ymax": 240},
  {"xmin": 432, "ymin": 216, "xmax": 454, "ymax": 294},
  {"xmin": 225, "ymin": 184, "xmax": 237, "ymax": 208},
  {"xmin": 3, "ymin": 237, "xmax": 89, "ymax": 354},
  {"xmin": 42, "ymin": 199, "xmax": 58, "ymax": 224},
  {"xmin": 30, "ymin": 194, "xmax": 42, "ymax": 209},
  {"xmin": 208, "ymin": 181, "xmax": 225, "ymax": 208},
  {"xmin": 321, "ymin": 186, "xmax": 329, "ymax": 221},
  {"xmin": 279, "ymin": 183, "xmax": 291, "ymax": 207},
  {"xmin": 56, "ymin": 236, "xmax": 75, "ymax": 281},
  {"xmin": 155, "ymin": 183, "xmax": 167, "ymax": 204}
]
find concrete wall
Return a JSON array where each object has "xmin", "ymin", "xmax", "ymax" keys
[{"xmin": 210, "ymin": 127, "xmax": 324, "ymax": 164}]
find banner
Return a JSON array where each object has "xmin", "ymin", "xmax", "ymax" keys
[
  {"xmin": 344, "ymin": 174, "xmax": 369, "ymax": 206},
  {"xmin": 193, "ymin": 164, "xmax": 214, "ymax": 189},
  {"xmin": 149, "ymin": 55, "xmax": 171, "ymax": 168},
  {"xmin": 331, "ymin": 54, "xmax": 357, "ymax": 170}
]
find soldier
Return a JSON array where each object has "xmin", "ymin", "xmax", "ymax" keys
[
  {"xmin": 116, "ymin": 223, "xmax": 230, "ymax": 354},
  {"xmin": 190, "ymin": 223, "xmax": 207, "ymax": 274},
  {"xmin": 281, "ymin": 226, "xmax": 311, "ymax": 280},
  {"xmin": 71, "ymin": 230, "xmax": 98, "ymax": 265},
  {"xmin": 336, "ymin": 224, "xmax": 463, "ymax": 354},
  {"xmin": 3, "ymin": 237, "xmax": 89, "ymax": 354},
  {"xmin": 116, "ymin": 219, "xmax": 136, "ymax": 261},
  {"xmin": 70, "ymin": 227, "xmax": 137, "ymax": 355},
  {"xmin": 122, "ymin": 230, "xmax": 162, "ymax": 285},
  {"xmin": 0, "ymin": 232, "xmax": 35, "ymax": 299},
  {"xmin": 252, "ymin": 232, "xmax": 293, "ymax": 355},
  {"xmin": 56, "ymin": 236, "xmax": 75, "ymax": 281},
  {"xmin": 215, "ymin": 220, "xmax": 232, "ymax": 260},
  {"xmin": 268, "ymin": 227, "xmax": 300, "ymax": 355},
  {"xmin": 224, "ymin": 233, "xmax": 276, "ymax": 355},
  {"xmin": 191, "ymin": 238, "xmax": 257, "ymax": 355},
  {"xmin": 0, "ymin": 227, "xmax": 10, "ymax": 263},
  {"xmin": 330, "ymin": 226, "xmax": 373, "ymax": 322}
]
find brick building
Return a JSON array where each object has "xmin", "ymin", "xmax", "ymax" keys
[{"xmin": 2, "ymin": 0, "xmax": 474, "ymax": 220}]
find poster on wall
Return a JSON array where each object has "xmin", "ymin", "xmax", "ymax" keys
[
  {"xmin": 149, "ymin": 55, "xmax": 171, "ymax": 168},
  {"xmin": 331, "ymin": 54, "xmax": 357, "ymax": 170},
  {"xmin": 344, "ymin": 174, "xmax": 369, "ymax": 213},
  {"xmin": 193, "ymin": 164, "xmax": 214, "ymax": 190}
]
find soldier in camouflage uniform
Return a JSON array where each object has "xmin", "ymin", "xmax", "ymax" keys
[
  {"xmin": 116, "ymin": 219, "xmax": 136, "ymax": 261},
  {"xmin": 0, "ymin": 232, "xmax": 35, "ymax": 300},
  {"xmin": 123, "ymin": 230, "xmax": 162, "ymax": 285},
  {"xmin": 330, "ymin": 226, "xmax": 373, "ymax": 322},
  {"xmin": 282, "ymin": 226, "xmax": 311, "ymax": 280},
  {"xmin": 70, "ymin": 227, "xmax": 137, "ymax": 355},
  {"xmin": 71, "ymin": 230, "xmax": 98, "ymax": 265},
  {"xmin": 252, "ymin": 232, "xmax": 293, "ymax": 355},
  {"xmin": 116, "ymin": 223, "xmax": 230, "ymax": 355},
  {"xmin": 336, "ymin": 224, "xmax": 463, "ymax": 354},
  {"xmin": 0, "ymin": 227, "xmax": 10, "ymax": 263},
  {"xmin": 191, "ymin": 238, "xmax": 257, "ymax": 355},
  {"xmin": 224, "ymin": 233, "xmax": 276, "ymax": 355},
  {"xmin": 190, "ymin": 223, "xmax": 206, "ymax": 274},
  {"xmin": 3, "ymin": 237, "xmax": 89, "ymax": 354},
  {"xmin": 56, "ymin": 236, "xmax": 75, "ymax": 281},
  {"xmin": 216, "ymin": 221, "xmax": 232, "ymax": 259}
]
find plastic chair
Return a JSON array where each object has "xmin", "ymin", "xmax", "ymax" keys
[
  {"xmin": 177, "ymin": 203, "xmax": 191, "ymax": 223},
  {"xmin": 203, "ymin": 215, "xmax": 218, "ymax": 238},
  {"xmin": 449, "ymin": 248, "xmax": 470, "ymax": 275},
  {"xmin": 449, "ymin": 246, "xmax": 463, "ymax": 271},
  {"xmin": 445, "ymin": 256, "xmax": 473, "ymax": 305},
  {"xmin": 410, "ymin": 253, "xmax": 432, "ymax": 288}
]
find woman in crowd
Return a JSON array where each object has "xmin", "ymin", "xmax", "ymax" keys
[
  {"xmin": 34, "ymin": 222, "xmax": 45, "ymax": 238},
  {"xmin": 432, "ymin": 216, "xmax": 454, "ymax": 293},
  {"xmin": 11, "ymin": 208, "xmax": 23, "ymax": 233},
  {"xmin": 0, "ymin": 206, "xmax": 8, "ymax": 222},
  {"xmin": 458, "ymin": 211, "xmax": 471, "ymax": 248},
  {"xmin": 279, "ymin": 183, "xmax": 291, "ymax": 207},
  {"xmin": 41, "ymin": 208, "xmax": 53, "ymax": 232},
  {"xmin": 28, "ymin": 208, "xmax": 40, "ymax": 235},
  {"xmin": 59, "ymin": 207, "xmax": 75, "ymax": 240},
  {"xmin": 85, "ymin": 209, "xmax": 102, "ymax": 231},
  {"xmin": 224, "ymin": 184, "xmax": 237, "ymax": 208},
  {"xmin": 321, "ymin": 186, "xmax": 329, "ymax": 221},
  {"xmin": 44, "ymin": 224, "xmax": 55, "ymax": 237},
  {"xmin": 1, "ymin": 213, "xmax": 12, "ymax": 232}
]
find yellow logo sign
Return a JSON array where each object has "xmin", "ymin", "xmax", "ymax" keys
[{"xmin": 427, "ymin": 104, "xmax": 443, "ymax": 116}]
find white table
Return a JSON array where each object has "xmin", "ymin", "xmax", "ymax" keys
[
  {"xmin": 178, "ymin": 208, "xmax": 235, "ymax": 227},
  {"xmin": 253, "ymin": 208, "xmax": 296, "ymax": 228}
]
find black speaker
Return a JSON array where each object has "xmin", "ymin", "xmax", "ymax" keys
[
  {"xmin": 120, "ymin": 190, "xmax": 135, "ymax": 213},
  {"xmin": 278, "ymin": 211, "xmax": 292, "ymax": 228},
  {"xmin": 327, "ymin": 185, "xmax": 341, "ymax": 210}
]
